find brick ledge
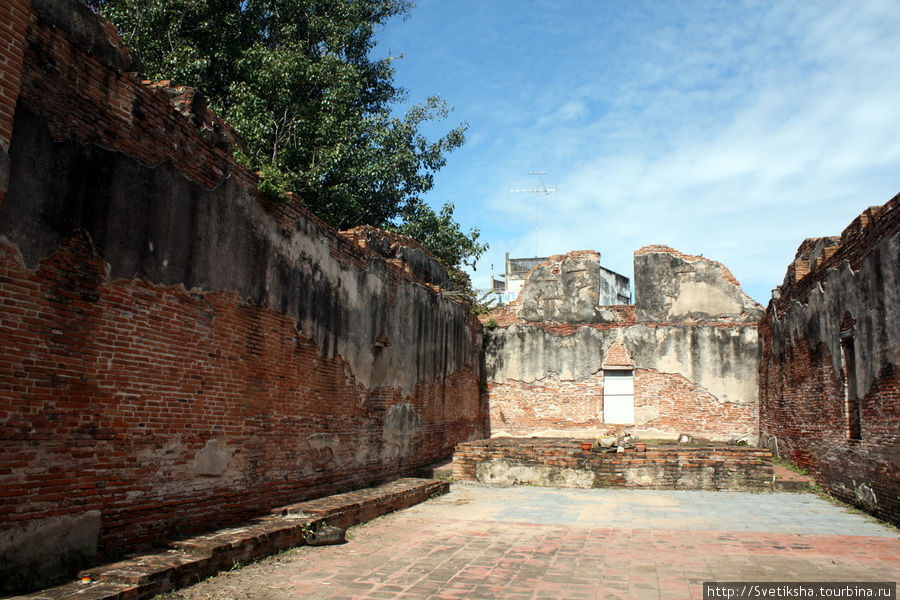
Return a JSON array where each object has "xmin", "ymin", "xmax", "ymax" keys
[{"xmin": 13, "ymin": 478, "xmax": 448, "ymax": 600}]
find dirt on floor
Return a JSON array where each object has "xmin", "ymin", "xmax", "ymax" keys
[{"xmin": 155, "ymin": 522, "xmax": 380, "ymax": 600}]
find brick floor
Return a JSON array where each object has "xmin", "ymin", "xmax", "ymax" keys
[{"xmin": 152, "ymin": 484, "xmax": 900, "ymax": 600}]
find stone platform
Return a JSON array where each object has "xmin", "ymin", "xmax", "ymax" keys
[
  {"xmin": 452, "ymin": 437, "xmax": 775, "ymax": 491},
  {"xmin": 13, "ymin": 478, "xmax": 448, "ymax": 600}
]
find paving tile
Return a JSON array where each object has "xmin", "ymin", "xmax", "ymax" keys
[{"xmin": 140, "ymin": 484, "xmax": 900, "ymax": 600}]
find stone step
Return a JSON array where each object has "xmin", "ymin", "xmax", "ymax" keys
[
  {"xmin": 415, "ymin": 459, "xmax": 454, "ymax": 481},
  {"xmin": 13, "ymin": 478, "xmax": 448, "ymax": 600},
  {"xmin": 774, "ymin": 479, "xmax": 815, "ymax": 492},
  {"xmin": 772, "ymin": 462, "xmax": 815, "ymax": 492}
]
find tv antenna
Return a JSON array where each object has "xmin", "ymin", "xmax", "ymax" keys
[
  {"xmin": 509, "ymin": 170, "xmax": 556, "ymax": 195},
  {"xmin": 510, "ymin": 171, "xmax": 556, "ymax": 255}
]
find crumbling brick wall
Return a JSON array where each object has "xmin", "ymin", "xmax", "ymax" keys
[
  {"xmin": 452, "ymin": 438, "xmax": 774, "ymax": 491},
  {"xmin": 759, "ymin": 194, "xmax": 900, "ymax": 526},
  {"xmin": 483, "ymin": 247, "xmax": 761, "ymax": 441},
  {"xmin": 0, "ymin": 0, "xmax": 485, "ymax": 591}
]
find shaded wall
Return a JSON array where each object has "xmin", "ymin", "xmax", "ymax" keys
[
  {"xmin": 759, "ymin": 195, "xmax": 900, "ymax": 526},
  {"xmin": 0, "ymin": 0, "xmax": 484, "ymax": 591},
  {"xmin": 483, "ymin": 247, "xmax": 761, "ymax": 440}
]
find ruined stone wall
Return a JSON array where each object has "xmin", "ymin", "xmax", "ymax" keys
[
  {"xmin": 484, "ymin": 248, "xmax": 761, "ymax": 441},
  {"xmin": 0, "ymin": 0, "xmax": 484, "ymax": 590},
  {"xmin": 759, "ymin": 195, "xmax": 900, "ymax": 526}
]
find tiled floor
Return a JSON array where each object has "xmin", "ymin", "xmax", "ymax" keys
[{"xmin": 162, "ymin": 484, "xmax": 900, "ymax": 600}]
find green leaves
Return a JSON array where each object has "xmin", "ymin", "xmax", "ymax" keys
[
  {"xmin": 392, "ymin": 200, "xmax": 486, "ymax": 272},
  {"xmin": 88, "ymin": 0, "xmax": 485, "ymax": 276}
]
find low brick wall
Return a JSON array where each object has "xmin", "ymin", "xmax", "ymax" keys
[
  {"xmin": 18, "ymin": 478, "xmax": 449, "ymax": 600},
  {"xmin": 452, "ymin": 438, "xmax": 774, "ymax": 491}
]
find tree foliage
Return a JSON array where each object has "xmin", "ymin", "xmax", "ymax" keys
[
  {"xmin": 392, "ymin": 200, "xmax": 486, "ymax": 271},
  {"xmin": 87, "ymin": 0, "xmax": 486, "ymax": 272}
]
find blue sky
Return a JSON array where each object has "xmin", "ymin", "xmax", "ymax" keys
[{"xmin": 377, "ymin": 0, "xmax": 900, "ymax": 304}]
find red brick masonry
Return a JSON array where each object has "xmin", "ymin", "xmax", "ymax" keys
[
  {"xmin": 452, "ymin": 438, "xmax": 774, "ymax": 491},
  {"xmin": 759, "ymin": 194, "xmax": 900, "ymax": 525},
  {"xmin": 0, "ymin": 0, "xmax": 483, "ymax": 588},
  {"xmin": 15, "ymin": 478, "xmax": 448, "ymax": 600}
]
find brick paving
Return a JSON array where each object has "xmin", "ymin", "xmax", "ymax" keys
[{"xmin": 158, "ymin": 484, "xmax": 900, "ymax": 600}]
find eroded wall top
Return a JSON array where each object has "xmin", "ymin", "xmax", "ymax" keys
[
  {"xmin": 634, "ymin": 245, "xmax": 762, "ymax": 323},
  {"xmin": 517, "ymin": 251, "xmax": 630, "ymax": 323},
  {"xmin": 340, "ymin": 226, "xmax": 451, "ymax": 289},
  {"xmin": 766, "ymin": 196, "xmax": 900, "ymax": 398}
]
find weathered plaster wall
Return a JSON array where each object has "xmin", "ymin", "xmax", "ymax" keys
[
  {"xmin": 759, "ymin": 196, "xmax": 900, "ymax": 526},
  {"xmin": 0, "ymin": 0, "xmax": 484, "ymax": 591},
  {"xmin": 484, "ymin": 247, "xmax": 761, "ymax": 441},
  {"xmin": 634, "ymin": 245, "xmax": 761, "ymax": 323},
  {"xmin": 487, "ymin": 324, "xmax": 758, "ymax": 407},
  {"xmin": 517, "ymin": 251, "xmax": 629, "ymax": 322}
]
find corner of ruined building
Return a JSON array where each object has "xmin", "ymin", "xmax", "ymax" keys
[
  {"xmin": 139, "ymin": 80, "xmax": 246, "ymax": 154},
  {"xmin": 339, "ymin": 226, "xmax": 452, "ymax": 289},
  {"xmin": 775, "ymin": 197, "xmax": 899, "ymax": 303},
  {"xmin": 778, "ymin": 236, "xmax": 842, "ymax": 289},
  {"xmin": 634, "ymin": 245, "xmax": 762, "ymax": 323},
  {"xmin": 33, "ymin": 0, "xmax": 130, "ymax": 69}
]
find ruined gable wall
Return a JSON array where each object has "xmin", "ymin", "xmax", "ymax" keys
[
  {"xmin": 483, "ymin": 248, "xmax": 761, "ymax": 441},
  {"xmin": 0, "ymin": 0, "xmax": 484, "ymax": 590},
  {"xmin": 759, "ymin": 194, "xmax": 900, "ymax": 526}
]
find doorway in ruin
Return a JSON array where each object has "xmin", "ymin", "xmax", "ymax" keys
[
  {"xmin": 841, "ymin": 336, "xmax": 861, "ymax": 440},
  {"xmin": 603, "ymin": 369, "xmax": 634, "ymax": 424}
]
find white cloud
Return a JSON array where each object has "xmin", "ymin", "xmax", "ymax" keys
[
  {"xmin": 462, "ymin": 1, "xmax": 900, "ymax": 303},
  {"xmin": 536, "ymin": 100, "xmax": 588, "ymax": 127}
]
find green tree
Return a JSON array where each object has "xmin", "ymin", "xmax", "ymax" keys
[
  {"xmin": 393, "ymin": 199, "xmax": 488, "ymax": 302},
  {"xmin": 392, "ymin": 200, "xmax": 486, "ymax": 272},
  {"xmin": 87, "ymin": 0, "xmax": 485, "ymax": 272}
]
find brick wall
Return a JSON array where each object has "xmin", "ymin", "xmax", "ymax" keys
[
  {"xmin": 0, "ymin": 0, "xmax": 30, "ymax": 207},
  {"xmin": 759, "ymin": 193, "xmax": 900, "ymax": 526},
  {"xmin": 0, "ymin": 233, "xmax": 481, "ymax": 545},
  {"xmin": 0, "ymin": 0, "xmax": 29, "ymax": 153},
  {"xmin": 634, "ymin": 368, "xmax": 757, "ymax": 438},
  {"xmin": 485, "ymin": 367, "xmax": 757, "ymax": 439},
  {"xmin": 485, "ymin": 373, "xmax": 605, "ymax": 435},
  {"xmin": 16, "ymin": 1, "xmax": 249, "ymax": 192},
  {"xmin": 452, "ymin": 438, "xmax": 774, "ymax": 491},
  {"xmin": 0, "ymin": 0, "xmax": 484, "ymax": 591}
]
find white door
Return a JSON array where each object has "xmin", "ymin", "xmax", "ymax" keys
[{"xmin": 603, "ymin": 370, "xmax": 634, "ymax": 424}]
